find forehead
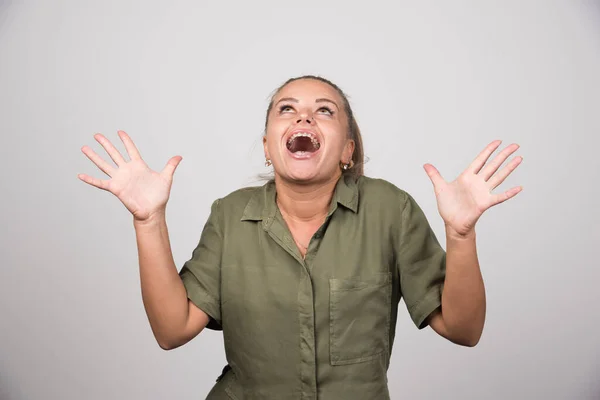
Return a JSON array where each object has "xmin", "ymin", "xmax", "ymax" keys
[{"xmin": 275, "ymin": 79, "xmax": 342, "ymax": 104}]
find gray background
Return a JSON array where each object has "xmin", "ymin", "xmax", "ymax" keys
[{"xmin": 1, "ymin": 0, "xmax": 599, "ymax": 399}]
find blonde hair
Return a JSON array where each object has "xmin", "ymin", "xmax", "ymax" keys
[{"xmin": 264, "ymin": 75, "xmax": 365, "ymax": 179}]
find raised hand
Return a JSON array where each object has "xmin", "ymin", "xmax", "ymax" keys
[
  {"xmin": 78, "ymin": 130, "xmax": 183, "ymax": 222},
  {"xmin": 423, "ymin": 140, "xmax": 523, "ymax": 237}
]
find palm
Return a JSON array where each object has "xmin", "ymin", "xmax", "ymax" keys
[
  {"xmin": 424, "ymin": 140, "xmax": 523, "ymax": 236},
  {"xmin": 78, "ymin": 131, "xmax": 182, "ymax": 222},
  {"xmin": 107, "ymin": 159, "xmax": 173, "ymax": 220}
]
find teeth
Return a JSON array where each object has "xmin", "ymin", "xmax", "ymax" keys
[{"xmin": 287, "ymin": 131, "xmax": 320, "ymax": 149}]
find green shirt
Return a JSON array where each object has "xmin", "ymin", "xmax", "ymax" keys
[{"xmin": 179, "ymin": 174, "xmax": 447, "ymax": 400}]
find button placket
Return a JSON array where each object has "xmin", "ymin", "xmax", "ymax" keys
[{"xmin": 297, "ymin": 267, "xmax": 317, "ymax": 399}]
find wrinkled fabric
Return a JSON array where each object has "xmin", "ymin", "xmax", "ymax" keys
[{"xmin": 179, "ymin": 174, "xmax": 447, "ymax": 399}]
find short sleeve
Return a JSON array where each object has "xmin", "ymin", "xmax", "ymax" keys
[
  {"xmin": 396, "ymin": 192, "xmax": 447, "ymax": 330},
  {"xmin": 179, "ymin": 199, "xmax": 223, "ymax": 331}
]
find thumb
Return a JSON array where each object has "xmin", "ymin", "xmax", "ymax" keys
[
  {"xmin": 161, "ymin": 155, "xmax": 183, "ymax": 179},
  {"xmin": 423, "ymin": 163, "xmax": 444, "ymax": 191}
]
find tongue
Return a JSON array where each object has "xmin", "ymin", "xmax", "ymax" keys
[{"xmin": 288, "ymin": 136, "xmax": 317, "ymax": 153}]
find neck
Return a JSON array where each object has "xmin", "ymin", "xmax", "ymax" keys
[{"xmin": 274, "ymin": 173, "xmax": 341, "ymax": 223}]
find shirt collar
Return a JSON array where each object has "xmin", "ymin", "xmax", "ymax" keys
[{"xmin": 241, "ymin": 174, "xmax": 359, "ymax": 222}]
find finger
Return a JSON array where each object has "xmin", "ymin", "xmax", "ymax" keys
[
  {"xmin": 423, "ymin": 163, "xmax": 445, "ymax": 193},
  {"xmin": 488, "ymin": 156, "xmax": 523, "ymax": 190},
  {"xmin": 467, "ymin": 140, "xmax": 502, "ymax": 174},
  {"xmin": 479, "ymin": 143, "xmax": 520, "ymax": 181},
  {"xmin": 77, "ymin": 173, "xmax": 110, "ymax": 191},
  {"xmin": 161, "ymin": 156, "xmax": 183, "ymax": 179},
  {"xmin": 490, "ymin": 186, "xmax": 523, "ymax": 206},
  {"xmin": 94, "ymin": 133, "xmax": 126, "ymax": 166},
  {"xmin": 117, "ymin": 130, "xmax": 142, "ymax": 160},
  {"xmin": 81, "ymin": 145, "xmax": 114, "ymax": 177}
]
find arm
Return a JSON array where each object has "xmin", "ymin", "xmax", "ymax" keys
[
  {"xmin": 422, "ymin": 139, "xmax": 523, "ymax": 346},
  {"xmin": 78, "ymin": 130, "xmax": 210, "ymax": 350},
  {"xmin": 134, "ymin": 213, "xmax": 209, "ymax": 350},
  {"xmin": 427, "ymin": 228, "xmax": 485, "ymax": 347}
]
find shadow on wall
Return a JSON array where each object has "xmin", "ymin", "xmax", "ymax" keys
[
  {"xmin": 0, "ymin": 374, "xmax": 23, "ymax": 400},
  {"xmin": 583, "ymin": 359, "xmax": 600, "ymax": 399},
  {"xmin": 585, "ymin": 1, "xmax": 600, "ymax": 32},
  {"xmin": 0, "ymin": 0, "xmax": 15, "ymax": 14},
  {"xmin": 591, "ymin": 384, "xmax": 600, "ymax": 400}
]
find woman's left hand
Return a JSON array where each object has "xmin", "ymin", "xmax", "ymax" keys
[{"xmin": 423, "ymin": 140, "xmax": 523, "ymax": 238}]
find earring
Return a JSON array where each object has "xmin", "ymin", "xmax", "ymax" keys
[
  {"xmin": 265, "ymin": 158, "xmax": 272, "ymax": 167},
  {"xmin": 341, "ymin": 160, "xmax": 354, "ymax": 170}
]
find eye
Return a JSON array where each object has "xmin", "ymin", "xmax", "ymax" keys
[
  {"xmin": 317, "ymin": 106, "xmax": 334, "ymax": 115},
  {"xmin": 278, "ymin": 104, "xmax": 294, "ymax": 113}
]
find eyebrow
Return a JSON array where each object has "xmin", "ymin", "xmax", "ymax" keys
[{"xmin": 275, "ymin": 97, "xmax": 339, "ymax": 109}]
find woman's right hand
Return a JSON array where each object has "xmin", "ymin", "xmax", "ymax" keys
[{"xmin": 78, "ymin": 130, "xmax": 183, "ymax": 223}]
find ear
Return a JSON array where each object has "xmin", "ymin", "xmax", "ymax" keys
[
  {"xmin": 262, "ymin": 135, "xmax": 270, "ymax": 159},
  {"xmin": 342, "ymin": 139, "xmax": 355, "ymax": 163}
]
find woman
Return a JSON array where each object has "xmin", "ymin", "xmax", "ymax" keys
[{"xmin": 78, "ymin": 75, "xmax": 523, "ymax": 399}]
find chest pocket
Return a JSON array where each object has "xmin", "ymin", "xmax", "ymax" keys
[{"xmin": 329, "ymin": 272, "xmax": 392, "ymax": 365}]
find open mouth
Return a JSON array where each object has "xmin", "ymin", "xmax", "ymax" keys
[{"xmin": 286, "ymin": 131, "xmax": 321, "ymax": 155}]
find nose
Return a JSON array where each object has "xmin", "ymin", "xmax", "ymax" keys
[
  {"xmin": 296, "ymin": 109, "xmax": 314, "ymax": 124},
  {"xmin": 296, "ymin": 115, "xmax": 314, "ymax": 124}
]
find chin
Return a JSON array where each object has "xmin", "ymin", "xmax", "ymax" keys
[
  {"xmin": 284, "ymin": 168, "xmax": 320, "ymax": 183},
  {"xmin": 280, "ymin": 163, "xmax": 339, "ymax": 185}
]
